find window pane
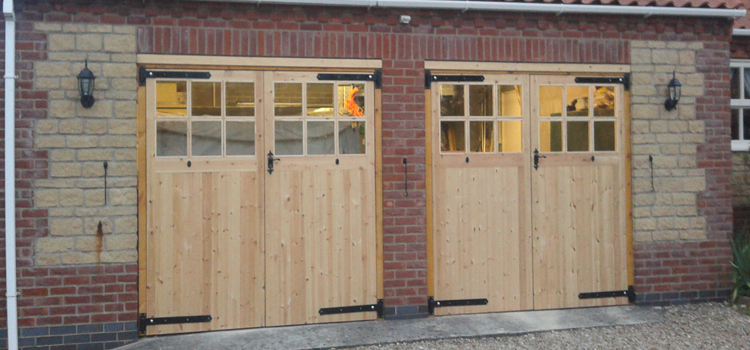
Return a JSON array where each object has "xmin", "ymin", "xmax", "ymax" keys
[
  {"xmin": 192, "ymin": 82, "xmax": 221, "ymax": 117},
  {"xmin": 539, "ymin": 121, "xmax": 562, "ymax": 152},
  {"xmin": 226, "ymin": 82, "xmax": 254, "ymax": 117},
  {"xmin": 594, "ymin": 86, "xmax": 615, "ymax": 117},
  {"xmin": 156, "ymin": 81, "xmax": 187, "ymax": 116},
  {"xmin": 568, "ymin": 121, "xmax": 589, "ymax": 152},
  {"xmin": 745, "ymin": 109, "xmax": 750, "ymax": 140},
  {"xmin": 498, "ymin": 85, "xmax": 522, "ymax": 117},
  {"xmin": 441, "ymin": 121, "xmax": 465, "ymax": 152},
  {"xmin": 275, "ymin": 121, "xmax": 303, "ymax": 155},
  {"xmin": 731, "ymin": 68, "xmax": 740, "ymax": 99},
  {"xmin": 732, "ymin": 109, "xmax": 740, "ymax": 141},
  {"xmin": 275, "ymin": 83, "xmax": 303, "ymax": 116},
  {"xmin": 469, "ymin": 85, "xmax": 493, "ymax": 117},
  {"xmin": 745, "ymin": 68, "xmax": 750, "ymax": 100},
  {"xmin": 594, "ymin": 121, "xmax": 616, "ymax": 151},
  {"xmin": 470, "ymin": 121, "xmax": 494, "ymax": 152},
  {"xmin": 566, "ymin": 86, "xmax": 589, "ymax": 117},
  {"xmin": 308, "ymin": 121, "xmax": 335, "ymax": 155},
  {"xmin": 156, "ymin": 121, "xmax": 187, "ymax": 156},
  {"xmin": 440, "ymin": 85, "xmax": 465, "ymax": 117},
  {"xmin": 226, "ymin": 121, "xmax": 255, "ymax": 156},
  {"xmin": 339, "ymin": 83, "xmax": 365, "ymax": 117},
  {"xmin": 339, "ymin": 121, "xmax": 366, "ymax": 155},
  {"xmin": 498, "ymin": 120, "xmax": 522, "ymax": 153},
  {"xmin": 539, "ymin": 86, "xmax": 563, "ymax": 117},
  {"xmin": 192, "ymin": 121, "xmax": 222, "ymax": 156},
  {"xmin": 307, "ymin": 83, "xmax": 334, "ymax": 117}
]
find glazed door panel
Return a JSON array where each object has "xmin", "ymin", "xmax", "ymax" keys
[
  {"xmin": 145, "ymin": 71, "xmax": 265, "ymax": 334},
  {"xmin": 530, "ymin": 75, "xmax": 628, "ymax": 309},
  {"xmin": 262, "ymin": 72, "xmax": 378, "ymax": 326},
  {"xmin": 431, "ymin": 75, "xmax": 534, "ymax": 315}
]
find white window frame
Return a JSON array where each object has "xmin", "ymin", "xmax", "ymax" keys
[{"xmin": 731, "ymin": 60, "xmax": 750, "ymax": 152}]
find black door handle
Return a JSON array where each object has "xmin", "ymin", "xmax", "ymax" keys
[
  {"xmin": 267, "ymin": 151, "xmax": 281, "ymax": 174},
  {"xmin": 533, "ymin": 148, "xmax": 546, "ymax": 170}
]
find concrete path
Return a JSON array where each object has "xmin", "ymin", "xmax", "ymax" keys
[{"xmin": 118, "ymin": 306, "xmax": 662, "ymax": 350}]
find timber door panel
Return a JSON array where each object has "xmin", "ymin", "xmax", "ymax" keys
[
  {"xmin": 530, "ymin": 75, "xmax": 628, "ymax": 309},
  {"xmin": 263, "ymin": 72, "xmax": 378, "ymax": 326},
  {"xmin": 145, "ymin": 71, "xmax": 265, "ymax": 334},
  {"xmin": 431, "ymin": 75, "xmax": 533, "ymax": 315}
]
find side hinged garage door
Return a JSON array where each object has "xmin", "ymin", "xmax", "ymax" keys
[
  {"xmin": 429, "ymin": 71, "xmax": 630, "ymax": 316},
  {"xmin": 142, "ymin": 69, "xmax": 379, "ymax": 335}
]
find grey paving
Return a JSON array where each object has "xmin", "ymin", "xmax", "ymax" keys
[{"xmin": 118, "ymin": 306, "xmax": 662, "ymax": 350}]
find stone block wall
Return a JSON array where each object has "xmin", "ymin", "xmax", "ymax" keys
[{"xmin": 0, "ymin": 0, "xmax": 737, "ymax": 347}]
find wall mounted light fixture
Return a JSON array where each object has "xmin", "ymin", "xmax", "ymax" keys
[
  {"xmin": 664, "ymin": 71, "xmax": 681, "ymax": 111},
  {"xmin": 77, "ymin": 59, "xmax": 96, "ymax": 108}
]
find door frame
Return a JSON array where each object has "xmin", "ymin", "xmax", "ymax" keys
[
  {"xmin": 136, "ymin": 56, "xmax": 384, "ymax": 332},
  {"xmin": 424, "ymin": 61, "xmax": 634, "ymax": 305}
]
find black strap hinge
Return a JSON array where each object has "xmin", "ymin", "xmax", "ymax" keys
[
  {"xmin": 428, "ymin": 296, "xmax": 488, "ymax": 315},
  {"xmin": 579, "ymin": 285, "xmax": 636, "ymax": 303},
  {"xmin": 317, "ymin": 70, "xmax": 381, "ymax": 89},
  {"xmin": 138, "ymin": 66, "xmax": 212, "ymax": 86},
  {"xmin": 574, "ymin": 73, "xmax": 630, "ymax": 91},
  {"xmin": 425, "ymin": 70, "xmax": 485, "ymax": 89},
  {"xmin": 138, "ymin": 313, "xmax": 213, "ymax": 334},
  {"xmin": 319, "ymin": 299, "xmax": 384, "ymax": 318}
]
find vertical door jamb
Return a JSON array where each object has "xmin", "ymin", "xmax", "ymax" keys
[{"xmin": 137, "ymin": 81, "xmax": 148, "ymax": 320}]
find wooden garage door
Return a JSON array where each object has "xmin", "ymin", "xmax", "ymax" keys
[
  {"xmin": 143, "ymin": 70, "xmax": 377, "ymax": 335},
  {"xmin": 430, "ymin": 73, "xmax": 628, "ymax": 315},
  {"xmin": 262, "ymin": 71, "xmax": 378, "ymax": 326},
  {"xmin": 530, "ymin": 75, "xmax": 628, "ymax": 309}
]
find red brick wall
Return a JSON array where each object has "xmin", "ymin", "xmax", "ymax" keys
[
  {"xmin": 0, "ymin": 0, "xmax": 736, "ymax": 338},
  {"xmin": 731, "ymin": 35, "xmax": 750, "ymax": 59}
]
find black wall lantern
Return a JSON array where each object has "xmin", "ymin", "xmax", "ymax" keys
[
  {"xmin": 77, "ymin": 59, "xmax": 96, "ymax": 108},
  {"xmin": 664, "ymin": 71, "xmax": 681, "ymax": 111}
]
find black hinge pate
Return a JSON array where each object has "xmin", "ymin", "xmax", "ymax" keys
[
  {"xmin": 139, "ymin": 313, "xmax": 212, "ymax": 334},
  {"xmin": 579, "ymin": 285, "xmax": 636, "ymax": 303},
  {"xmin": 425, "ymin": 71, "xmax": 485, "ymax": 89},
  {"xmin": 317, "ymin": 70, "xmax": 381, "ymax": 89},
  {"xmin": 574, "ymin": 74, "xmax": 630, "ymax": 91},
  {"xmin": 138, "ymin": 66, "xmax": 212, "ymax": 86},
  {"xmin": 319, "ymin": 299, "xmax": 384, "ymax": 318},
  {"xmin": 428, "ymin": 296, "xmax": 488, "ymax": 315}
]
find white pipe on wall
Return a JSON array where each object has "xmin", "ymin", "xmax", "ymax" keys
[
  {"xmin": 194, "ymin": 0, "xmax": 746, "ymax": 19},
  {"xmin": 3, "ymin": 0, "xmax": 18, "ymax": 349}
]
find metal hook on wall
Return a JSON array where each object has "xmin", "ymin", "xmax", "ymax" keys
[{"xmin": 403, "ymin": 157, "xmax": 408, "ymax": 197}]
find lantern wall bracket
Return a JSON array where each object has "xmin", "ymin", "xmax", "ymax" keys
[{"xmin": 138, "ymin": 66, "xmax": 212, "ymax": 86}]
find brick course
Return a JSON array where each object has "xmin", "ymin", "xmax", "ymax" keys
[{"xmin": 0, "ymin": 0, "xmax": 738, "ymax": 346}]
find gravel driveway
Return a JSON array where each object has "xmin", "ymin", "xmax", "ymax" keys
[{"xmin": 346, "ymin": 303, "xmax": 750, "ymax": 350}]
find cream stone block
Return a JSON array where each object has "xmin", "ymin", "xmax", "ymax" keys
[
  {"xmin": 84, "ymin": 120, "xmax": 108, "ymax": 135},
  {"xmin": 84, "ymin": 218, "xmax": 113, "ymax": 235},
  {"xmin": 37, "ymin": 237, "xmax": 75, "ymax": 253},
  {"xmin": 36, "ymin": 78, "xmax": 61, "ymax": 90},
  {"xmin": 683, "ymin": 133, "xmax": 705, "ymax": 144},
  {"xmin": 111, "ymin": 53, "xmax": 137, "ymax": 63},
  {"xmin": 59, "ymin": 189, "xmax": 84, "ymax": 207},
  {"xmin": 652, "ymin": 230, "xmax": 679, "ymax": 241},
  {"xmin": 108, "ymin": 120, "xmax": 136, "ymax": 135},
  {"xmin": 36, "ymin": 254, "xmax": 62, "ymax": 266},
  {"xmin": 633, "ymin": 193, "xmax": 656, "ymax": 206},
  {"xmin": 50, "ymin": 218, "xmax": 83, "ymax": 236},
  {"xmin": 106, "ymin": 234, "xmax": 137, "ymax": 251},
  {"xmin": 49, "ymin": 100, "xmax": 77, "ymax": 118},
  {"xmin": 677, "ymin": 104, "xmax": 696, "ymax": 120},
  {"xmin": 633, "ymin": 207, "xmax": 651, "ymax": 218},
  {"xmin": 51, "ymin": 163, "xmax": 82, "ymax": 178},
  {"xmin": 48, "ymin": 52, "xmax": 88, "ymax": 62},
  {"xmin": 652, "ymin": 50, "xmax": 679, "ymax": 64},
  {"xmin": 78, "ymin": 149, "xmax": 111, "ymax": 161},
  {"xmin": 37, "ymin": 136, "xmax": 67, "ymax": 149},
  {"xmin": 114, "ymin": 26, "xmax": 137, "ymax": 35},
  {"xmin": 632, "ymin": 144, "xmax": 660, "ymax": 155},
  {"xmin": 631, "ymin": 104, "xmax": 658, "ymax": 120},
  {"xmin": 690, "ymin": 217, "xmax": 706, "ymax": 229},
  {"xmin": 104, "ymin": 34, "xmax": 136, "ymax": 53},
  {"xmin": 109, "ymin": 188, "xmax": 137, "ymax": 206},
  {"xmin": 82, "ymin": 163, "xmax": 105, "ymax": 178},
  {"xmin": 649, "ymin": 120, "xmax": 668, "ymax": 133},
  {"xmin": 84, "ymin": 189, "xmax": 106, "ymax": 207},
  {"xmin": 114, "ymin": 149, "xmax": 137, "ymax": 161},
  {"xmin": 37, "ymin": 62, "xmax": 70, "ymax": 77},
  {"xmin": 678, "ymin": 51, "xmax": 695, "ymax": 65},
  {"xmin": 100, "ymin": 251, "xmax": 137, "ymax": 263},
  {"xmin": 63, "ymin": 23, "xmax": 87, "ymax": 32},
  {"xmin": 36, "ymin": 120, "xmax": 58, "ymax": 134},
  {"xmin": 34, "ymin": 22, "xmax": 62, "ymax": 31},
  {"xmin": 631, "ymin": 120, "xmax": 650, "ymax": 134},
  {"xmin": 655, "ymin": 178, "xmax": 683, "ymax": 192},
  {"xmin": 77, "ymin": 100, "xmax": 113, "ymax": 118},
  {"xmin": 634, "ymin": 232, "xmax": 653, "ymax": 242},
  {"xmin": 66, "ymin": 136, "xmax": 99, "ymax": 148},
  {"xmin": 634, "ymin": 218, "xmax": 657, "ymax": 231},
  {"xmin": 49, "ymin": 34, "xmax": 76, "ymax": 51},
  {"xmin": 684, "ymin": 177, "xmax": 706, "ymax": 192},
  {"xmin": 99, "ymin": 136, "xmax": 136, "ymax": 148},
  {"xmin": 632, "ymin": 134, "xmax": 656, "ymax": 144},
  {"xmin": 680, "ymin": 230, "xmax": 706, "ymax": 240},
  {"xmin": 667, "ymin": 121, "xmax": 688, "ymax": 133},
  {"xmin": 99, "ymin": 206, "xmax": 137, "ymax": 216},
  {"xmin": 108, "ymin": 162, "xmax": 137, "ymax": 177},
  {"xmin": 661, "ymin": 145, "xmax": 679, "ymax": 155},
  {"xmin": 680, "ymin": 86, "xmax": 704, "ymax": 97},
  {"xmin": 106, "ymin": 90, "xmax": 137, "ymax": 100},
  {"xmin": 673, "ymin": 217, "xmax": 690, "ymax": 230},
  {"xmin": 36, "ymin": 190, "xmax": 59, "ymax": 208},
  {"xmin": 631, "ymin": 49, "xmax": 652, "ymax": 64},
  {"xmin": 632, "ymin": 85, "xmax": 657, "ymax": 97},
  {"xmin": 672, "ymin": 193, "xmax": 696, "ymax": 206},
  {"xmin": 61, "ymin": 253, "xmax": 99, "ymax": 265},
  {"xmin": 652, "ymin": 206, "xmax": 677, "ymax": 217},
  {"xmin": 655, "ymin": 194, "xmax": 672, "ymax": 206},
  {"xmin": 87, "ymin": 24, "xmax": 113, "ymax": 33},
  {"xmin": 103, "ymin": 63, "xmax": 136, "ymax": 78},
  {"xmin": 59, "ymin": 120, "xmax": 84, "ymax": 134},
  {"xmin": 676, "ymin": 206, "xmax": 697, "ymax": 217},
  {"xmin": 76, "ymin": 34, "xmax": 103, "ymax": 51},
  {"xmin": 678, "ymin": 157, "xmax": 697, "ymax": 168},
  {"xmin": 652, "ymin": 156, "xmax": 677, "ymax": 169},
  {"xmin": 114, "ymin": 101, "xmax": 137, "ymax": 119},
  {"xmin": 630, "ymin": 73, "xmax": 653, "ymax": 85},
  {"xmin": 655, "ymin": 134, "xmax": 683, "ymax": 144},
  {"xmin": 632, "ymin": 179, "xmax": 653, "ymax": 193},
  {"xmin": 114, "ymin": 217, "xmax": 138, "ymax": 234},
  {"xmin": 75, "ymin": 236, "xmax": 101, "ymax": 252}
]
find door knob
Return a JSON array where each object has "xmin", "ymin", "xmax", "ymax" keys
[
  {"xmin": 267, "ymin": 151, "xmax": 281, "ymax": 174},
  {"xmin": 533, "ymin": 148, "xmax": 546, "ymax": 170}
]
